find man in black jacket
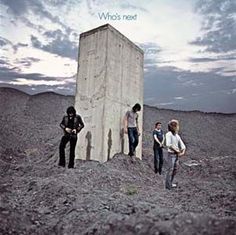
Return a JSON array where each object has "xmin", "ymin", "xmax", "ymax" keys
[{"xmin": 59, "ymin": 106, "xmax": 84, "ymax": 168}]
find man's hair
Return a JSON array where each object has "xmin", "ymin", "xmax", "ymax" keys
[
  {"xmin": 155, "ymin": 122, "xmax": 161, "ymax": 127},
  {"xmin": 66, "ymin": 106, "xmax": 76, "ymax": 116},
  {"xmin": 132, "ymin": 103, "xmax": 141, "ymax": 112},
  {"xmin": 168, "ymin": 119, "xmax": 179, "ymax": 134}
]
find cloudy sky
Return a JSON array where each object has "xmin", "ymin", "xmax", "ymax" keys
[{"xmin": 0, "ymin": 0, "xmax": 235, "ymax": 113}]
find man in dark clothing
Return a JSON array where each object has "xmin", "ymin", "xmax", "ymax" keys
[
  {"xmin": 153, "ymin": 122, "xmax": 164, "ymax": 174},
  {"xmin": 59, "ymin": 106, "xmax": 84, "ymax": 168}
]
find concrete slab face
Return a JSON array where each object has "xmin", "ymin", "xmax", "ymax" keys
[{"xmin": 75, "ymin": 24, "xmax": 143, "ymax": 162}]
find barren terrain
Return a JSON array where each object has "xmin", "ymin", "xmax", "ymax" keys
[{"xmin": 0, "ymin": 87, "xmax": 235, "ymax": 235}]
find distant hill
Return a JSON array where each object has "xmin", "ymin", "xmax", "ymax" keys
[{"xmin": 0, "ymin": 87, "xmax": 235, "ymax": 157}]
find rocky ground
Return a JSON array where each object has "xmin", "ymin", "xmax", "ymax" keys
[{"xmin": 0, "ymin": 87, "xmax": 236, "ymax": 235}]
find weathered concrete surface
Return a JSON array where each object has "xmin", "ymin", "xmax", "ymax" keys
[{"xmin": 75, "ymin": 24, "xmax": 144, "ymax": 162}]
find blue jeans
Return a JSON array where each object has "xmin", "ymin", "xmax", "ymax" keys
[
  {"xmin": 127, "ymin": 127, "xmax": 139, "ymax": 156},
  {"xmin": 165, "ymin": 153, "xmax": 179, "ymax": 189},
  {"xmin": 153, "ymin": 147, "xmax": 163, "ymax": 174}
]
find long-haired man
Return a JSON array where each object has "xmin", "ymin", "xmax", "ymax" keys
[
  {"xmin": 165, "ymin": 119, "xmax": 186, "ymax": 189},
  {"xmin": 59, "ymin": 106, "xmax": 84, "ymax": 168}
]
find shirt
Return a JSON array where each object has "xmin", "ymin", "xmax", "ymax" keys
[
  {"xmin": 153, "ymin": 129, "xmax": 164, "ymax": 148},
  {"xmin": 67, "ymin": 116, "xmax": 74, "ymax": 129},
  {"xmin": 165, "ymin": 131, "xmax": 186, "ymax": 153},
  {"xmin": 126, "ymin": 110, "xmax": 138, "ymax": 128}
]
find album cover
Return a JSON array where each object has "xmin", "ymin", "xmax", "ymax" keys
[{"xmin": 0, "ymin": 0, "xmax": 235, "ymax": 234}]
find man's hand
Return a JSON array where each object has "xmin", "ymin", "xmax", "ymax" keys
[
  {"xmin": 178, "ymin": 150, "xmax": 185, "ymax": 157},
  {"xmin": 65, "ymin": 128, "xmax": 72, "ymax": 133},
  {"xmin": 173, "ymin": 148, "xmax": 180, "ymax": 154},
  {"xmin": 124, "ymin": 128, "xmax": 128, "ymax": 134},
  {"xmin": 138, "ymin": 131, "xmax": 141, "ymax": 136}
]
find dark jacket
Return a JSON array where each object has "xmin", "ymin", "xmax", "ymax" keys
[{"xmin": 60, "ymin": 114, "xmax": 84, "ymax": 134}]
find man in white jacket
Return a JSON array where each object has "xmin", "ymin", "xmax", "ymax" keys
[{"xmin": 165, "ymin": 119, "xmax": 186, "ymax": 189}]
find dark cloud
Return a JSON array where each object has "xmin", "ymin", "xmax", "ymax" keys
[
  {"xmin": 31, "ymin": 35, "xmax": 42, "ymax": 48},
  {"xmin": 144, "ymin": 65, "xmax": 236, "ymax": 113},
  {"xmin": 0, "ymin": 0, "xmax": 78, "ymax": 60},
  {"xmin": 30, "ymin": 31, "xmax": 78, "ymax": 60},
  {"xmin": 20, "ymin": 17, "xmax": 46, "ymax": 33},
  {"xmin": 44, "ymin": 0, "xmax": 79, "ymax": 7},
  {"xmin": 0, "ymin": 58, "xmax": 11, "ymax": 66},
  {"xmin": 0, "ymin": 0, "xmax": 28, "ymax": 16},
  {"xmin": 12, "ymin": 42, "xmax": 29, "ymax": 53},
  {"xmin": 189, "ymin": 57, "xmax": 219, "ymax": 63},
  {"xmin": 0, "ymin": 36, "xmax": 12, "ymax": 46},
  {"xmin": 43, "ymin": 29, "xmax": 63, "ymax": 38},
  {"xmin": 14, "ymin": 57, "xmax": 41, "ymax": 68},
  {"xmin": 0, "ymin": 39, "xmax": 7, "ymax": 47},
  {"xmin": 225, "ymin": 69, "xmax": 236, "ymax": 73},
  {"xmin": 191, "ymin": 0, "xmax": 236, "ymax": 53},
  {"xmin": 1, "ymin": 0, "xmax": 74, "ymax": 34},
  {"xmin": 189, "ymin": 56, "xmax": 236, "ymax": 63},
  {"xmin": 47, "ymin": 0, "xmax": 66, "ymax": 5},
  {"xmin": 137, "ymin": 42, "xmax": 163, "ymax": 66},
  {"xmin": 0, "ymin": 66, "xmax": 52, "ymax": 82},
  {"xmin": 16, "ymin": 43, "xmax": 28, "ymax": 47},
  {"xmin": 138, "ymin": 42, "xmax": 162, "ymax": 54},
  {"xmin": 0, "ymin": 36, "xmax": 28, "ymax": 53},
  {"xmin": 120, "ymin": 2, "xmax": 148, "ymax": 12}
]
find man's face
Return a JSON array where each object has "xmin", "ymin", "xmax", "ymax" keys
[
  {"xmin": 69, "ymin": 113, "xmax": 74, "ymax": 117},
  {"xmin": 157, "ymin": 124, "xmax": 161, "ymax": 129},
  {"xmin": 171, "ymin": 122, "xmax": 179, "ymax": 133}
]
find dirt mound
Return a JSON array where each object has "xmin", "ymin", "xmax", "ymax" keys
[
  {"xmin": 1, "ymin": 151, "xmax": 235, "ymax": 235},
  {"xmin": 0, "ymin": 87, "xmax": 235, "ymax": 234}
]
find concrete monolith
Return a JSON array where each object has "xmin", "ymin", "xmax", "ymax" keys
[{"xmin": 75, "ymin": 24, "xmax": 143, "ymax": 162}]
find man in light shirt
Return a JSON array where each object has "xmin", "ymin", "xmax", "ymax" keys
[
  {"xmin": 124, "ymin": 103, "xmax": 141, "ymax": 158},
  {"xmin": 165, "ymin": 119, "xmax": 186, "ymax": 189}
]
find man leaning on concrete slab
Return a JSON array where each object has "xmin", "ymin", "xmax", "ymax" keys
[{"xmin": 124, "ymin": 103, "xmax": 141, "ymax": 158}]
